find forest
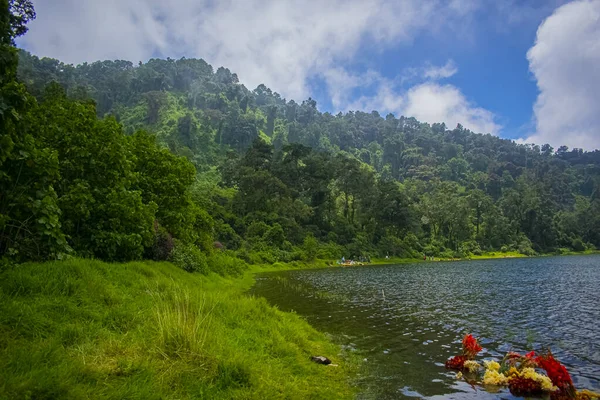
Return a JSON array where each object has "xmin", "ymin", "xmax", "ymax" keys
[{"xmin": 2, "ymin": 0, "xmax": 600, "ymax": 273}]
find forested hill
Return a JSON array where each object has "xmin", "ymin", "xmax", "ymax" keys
[{"xmin": 4, "ymin": 45, "xmax": 600, "ymax": 266}]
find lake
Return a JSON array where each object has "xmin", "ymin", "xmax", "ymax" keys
[{"xmin": 251, "ymin": 256, "xmax": 600, "ymax": 399}]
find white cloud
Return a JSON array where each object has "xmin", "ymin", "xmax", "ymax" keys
[
  {"xmin": 402, "ymin": 83, "xmax": 500, "ymax": 134},
  {"xmin": 18, "ymin": 0, "xmax": 502, "ymax": 135},
  {"xmin": 331, "ymin": 62, "xmax": 500, "ymax": 135},
  {"xmin": 422, "ymin": 60, "xmax": 458, "ymax": 80},
  {"xmin": 522, "ymin": 0, "xmax": 600, "ymax": 150},
  {"xmin": 19, "ymin": 0, "xmax": 478, "ymax": 102},
  {"xmin": 347, "ymin": 83, "xmax": 406, "ymax": 115}
]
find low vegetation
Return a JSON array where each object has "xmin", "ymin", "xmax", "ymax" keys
[{"xmin": 0, "ymin": 259, "xmax": 358, "ymax": 399}]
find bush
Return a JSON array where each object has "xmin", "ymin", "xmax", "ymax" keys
[
  {"xmin": 516, "ymin": 235, "xmax": 536, "ymax": 256},
  {"xmin": 422, "ymin": 244, "xmax": 438, "ymax": 257},
  {"xmin": 170, "ymin": 240, "xmax": 208, "ymax": 274},
  {"xmin": 215, "ymin": 222, "xmax": 242, "ymax": 250},
  {"xmin": 207, "ymin": 251, "xmax": 247, "ymax": 276},
  {"xmin": 318, "ymin": 241, "xmax": 343, "ymax": 260},
  {"xmin": 402, "ymin": 233, "xmax": 422, "ymax": 253},
  {"xmin": 148, "ymin": 224, "xmax": 174, "ymax": 261},
  {"xmin": 302, "ymin": 234, "xmax": 318, "ymax": 261},
  {"xmin": 246, "ymin": 221, "xmax": 269, "ymax": 240},
  {"xmin": 264, "ymin": 223, "xmax": 285, "ymax": 247},
  {"xmin": 440, "ymin": 249, "xmax": 454, "ymax": 259},
  {"xmin": 571, "ymin": 238, "xmax": 586, "ymax": 252}
]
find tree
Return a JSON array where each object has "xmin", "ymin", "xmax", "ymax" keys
[
  {"xmin": 1, "ymin": 0, "xmax": 35, "ymax": 45},
  {"xmin": 0, "ymin": 0, "xmax": 69, "ymax": 261}
]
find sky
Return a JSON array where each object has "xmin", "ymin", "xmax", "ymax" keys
[{"xmin": 17, "ymin": 0, "xmax": 600, "ymax": 150}]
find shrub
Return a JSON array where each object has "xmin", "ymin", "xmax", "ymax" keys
[
  {"xmin": 207, "ymin": 251, "xmax": 248, "ymax": 276},
  {"xmin": 170, "ymin": 240, "xmax": 208, "ymax": 274},
  {"xmin": 246, "ymin": 221, "xmax": 269, "ymax": 240},
  {"xmin": 516, "ymin": 235, "xmax": 536, "ymax": 256},
  {"xmin": 264, "ymin": 223, "xmax": 285, "ymax": 247},
  {"xmin": 215, "ymin": 222, "xmax": 242, "ymax": 250},
  {"xmin": 422, "ymin": 244, "xmax": 437, "ymax": 257},
  {"xmin": 148, "ymin": 223, "xmax": 174, "ymax": 261},
  {"xmin": 571, "ymin": 238, "xmax": 586, "ymax": 252},
  {"xmin": 318, "ymin": 241, "xmax": 343, "ymax": 260},
  {"xmin": 302, "ymin": 234, "xmax": 318, "ymax": 261}
]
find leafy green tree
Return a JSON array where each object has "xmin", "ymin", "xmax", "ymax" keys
[
  {"xmin": 0, "ymin": 0, "xmax": 69, "ymax": 261},
  {"xmin": 32, "ymin": 85, "xmax": 156, "ymax": 260}
]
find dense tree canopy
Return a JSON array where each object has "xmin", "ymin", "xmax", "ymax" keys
[{"xmin": 2, "ymin": 0, "xmax": 600, "ymax": 270}]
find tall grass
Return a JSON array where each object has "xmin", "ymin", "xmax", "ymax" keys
[
  {"xmin": 0, "ymin": 259, "xmax": 358, "ymax": 399},
  {"xmin": 153, "ymin": 290, "xmax": 215, "ymax": 360}
]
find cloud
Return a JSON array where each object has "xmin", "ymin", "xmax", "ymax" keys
[
  {"xmin": 19, "ymin": 0, "xmax": 478, "ymax": 102},
  {"xmin": 332, "ymin": 63, "xmax": 500, "ymax": 135},
  {"xmin": 402, "ymin": 83, "xmax": 500, "ymax": 134},
  {"xmin": 422, "ymin": 60, "xmax": 458, "ymax": 80},
  {"xmin": 521, "ymin": 0, "xmax": 600, "ymax": 150},
  {"xmin": 18, "ymin": 0, "xmax": 501, "ymax": 135}
]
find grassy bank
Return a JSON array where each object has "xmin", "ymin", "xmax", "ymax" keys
[
  {"xmin": 470, "ymin": 251, "xmax": 527, "ymax": 260},
  {"xmin": 0, "ymin": 259, "xmax": 358, "ymax": 399}
]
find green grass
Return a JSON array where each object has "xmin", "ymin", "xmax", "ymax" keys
[
  {"xmin": 470, "ymin": 251, "xmax": 527, "ymax": 260},
  {"xmin": 0, "ymin": 259, "xmax": 358, "ymax": 399}
]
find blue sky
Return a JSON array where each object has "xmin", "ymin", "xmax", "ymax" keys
[{"xmin": 17, "ymin": 0, "xmax": 600, "ymax": 149}]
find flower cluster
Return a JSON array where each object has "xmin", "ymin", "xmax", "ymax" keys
[
  {"xmin": 462, "ymin": 334, "xmax": 483, "ymax": 359},
  {"xmin": 521, "ymin": 368, "xmax": 555, "ymax": 391},
  {"xmin": 443, "ymin": 335, "xmax": 600, "ymax": 399},
  {"xmin": 483, "ymin": 369, "xmax": 508, "ymax": 385},
  {"xmin": 536, "ymin": 351, "xmax": 575, "ymax": 395},
  {"xmin": 445, "ymin": 334, "xmax": 483, "ymax": 370},
  {"xmin": 481, "ymin": 352, "xmax": 564, "ymax": 396},
  {"xmin": 463, "ymin": 360, "xmax": 481, "ymax": 373},
  {"xmin": 445, "ymin": 355, "xmax": 466, "ymax": 370}
]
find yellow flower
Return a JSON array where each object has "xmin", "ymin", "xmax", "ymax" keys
[
  {"xmin": 507, "ymin": 367, "xmax": 519, "ymax": 377},
  {"xmin": 456, "ymin": 372, "xmax": 463, "ymax": 379},
  {"xmin": 483, "ymin": 369, "xmax": 509, "ymax": 386},
  {"xmin": 518, "ymin": 368, "xmax": 557, "ymax": 391},
  {"xmin": 463, "ymin": 360, "xmax": 481, "ymax": 373},
  {"xmin": 483, "ymin": 360, "xmax": 500, "ymax": 371}
]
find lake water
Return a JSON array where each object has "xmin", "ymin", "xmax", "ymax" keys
[{"xmin": 251, "ymin": 256, "xmax": 600, "ymax": 399}]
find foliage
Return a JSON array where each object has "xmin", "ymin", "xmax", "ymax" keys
[
  {"xmin": 0, "ymin": 259, "xmax": 358, "ymax": 399},
  {"xmin": 170, "ymin": 239, "xmax": 208, "ymax": 274},
  {"xmin": 147, "ymin": 222, "xmax": 174, "ymax": 261},
  {"xmin": 3, "ymin": 0, "xmax": 600, "ymax": 267}
]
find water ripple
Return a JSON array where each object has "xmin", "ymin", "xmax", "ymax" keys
[{"xmin": 252, "ymin": 256, "xmax": 600, "ymax": 399}]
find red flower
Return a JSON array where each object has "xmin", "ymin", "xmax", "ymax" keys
[
  {"xmin": 509, "ymin": 376, "xmax": 543, "ymax": 397},
  {"xmin": 462, "ymin": 334, "xmax": 482, "ymax": 359},
  {"xmin": 445, "ymin": 355, "xmax": 467, "ymax": 370},
  {"xmin": 525, "ymin": 351, "xmax": 536, "ymax": 359},
  {"xmin": 536, "ymin": 352, "xmax": 576, "ymax": 398}
]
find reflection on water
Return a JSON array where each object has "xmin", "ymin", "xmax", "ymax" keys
[{"xmin": 251, "ymin": 256, "xmax": 600, "ymax": 399}]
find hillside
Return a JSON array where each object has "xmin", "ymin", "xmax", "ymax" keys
[
  {"xmin": 11, "ymin": 49, "xmax": 600, "ymax": 264},
  {"xmin": 3, "ymin": 0, "xmax": 600, "ymax": 268}
]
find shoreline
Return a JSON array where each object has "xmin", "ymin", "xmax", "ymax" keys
[
  {"xmin": 323, "ymin": 250, "xmax": 600, "ymax": 269},
  {"xmin": 2, "ymin": 252, "xmax": 597, "ymax": 398}
]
